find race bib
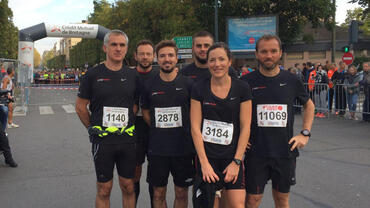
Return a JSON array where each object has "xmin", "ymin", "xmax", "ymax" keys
[
  {"xmin": 257, "ymin": 104, "xmax": 287, "ymax": 127},
  {"xmin": 102, "ymin": 106, "xmax": 129, "ymax": 128},
  {"xmin": 154, "ymin": 107, "xmax": 182, "ymax": 128},
  {"xmin": 202, "ymin": 119, "xmax": 233, "ymax": 145}
]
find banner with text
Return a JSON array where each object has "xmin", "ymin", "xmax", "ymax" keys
[
  {"xmin": 227, "ymin": 16, "xmax": 277, "ymax": 52},
  {"xmin": 45, "ymin": 24, "xmax": 99, "ymax": 39}
]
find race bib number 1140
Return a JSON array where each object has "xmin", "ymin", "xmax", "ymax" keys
[{"xmin": 102, "ymin": 106, "xmax": 129, "ymax": 128}]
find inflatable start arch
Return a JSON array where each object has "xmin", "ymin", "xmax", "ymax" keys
[{"xmin": 18, "ymin": 23, "xmax": 110, "ymax": 77}]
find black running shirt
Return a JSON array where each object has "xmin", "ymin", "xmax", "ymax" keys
[
  {"xmin": 78, "ymin": 64, "xmax": 139, "ymax": 144},
  {"xmin": 241, "ymin": 70, "xmax": 309, "ymax": 158},
  {"xmin": 191, "ymin": 77, "xmax": 252, "ymax": 159},
  {"xmin": 141, "ymin": 74, "xmax": 194, "ymax": 156},
  {"xmin": 181, "ymin": 63, "xmax": 238, "ymax": 82}
]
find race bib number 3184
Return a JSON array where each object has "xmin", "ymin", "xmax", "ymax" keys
[
  {"xmin": 257, "ymin": 104, "xmax": 287, "ymax": 127},
  {"xmin": 102, "ymin": 106, "xmax": 129, "ymax": 128},
  {"xmin": 202, "ymin": 119, "xmax": 233, "ymax": 145}
]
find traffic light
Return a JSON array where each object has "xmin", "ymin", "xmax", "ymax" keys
[
  {"xmin": 342, "ymin": 46, "xmax": 350, "ymax": 53},
  {"xmin": 349, "ymin": 20, "xmax": 364, "ymax": 44}
]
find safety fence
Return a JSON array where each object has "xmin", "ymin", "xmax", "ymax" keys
[
  {"xmin": 27, "ymin": 84, "xmax": 78, "ymax": 106},
  {"xmin": 295, "ymin": 83, "xmax": 370, "ymax": 120}
]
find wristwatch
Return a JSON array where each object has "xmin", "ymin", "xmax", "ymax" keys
[
  {"xmin": 233, "ymin": 158, "xmax": 242, "ymax": 166},
  {"xmin": 300, "ymin": 129, "xmax": 311, "ymax": 137}
]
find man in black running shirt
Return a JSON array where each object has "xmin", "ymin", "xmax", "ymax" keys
[
  {"xmin": 134, "ymin": 39, "xmax": 158, "ymax": 206},
  {"xmin": 142, "ymin": 40, "xmax": 195, "ymax": 208},
  {"xmin": 242, "ymin": 34, "xmax": 315, "ymax": 208},
  {"xmin": 76, "ymin": 30, "xmax": 139, "ymax": 208},
  {"xmin": 180, "ymin": 31, "xmax": 237, "ymax": 82}
]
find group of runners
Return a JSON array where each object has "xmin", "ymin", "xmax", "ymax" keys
[{"xmin": 75, "ymin": 29, "xmax": 315, "ymax": 208}]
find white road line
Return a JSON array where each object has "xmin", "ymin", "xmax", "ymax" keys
[
  {"xmin": 39, "ymin": 106, "xmax": 54, "ymax": 115},
  {"xmin": 62, "ymin": 104, "xmax": 76, "ymax": 113}
]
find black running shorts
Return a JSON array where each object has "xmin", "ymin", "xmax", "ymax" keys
[
  {"xmin": 91, "ymin": 143, "xmax": 137, "ymax": 183},
  {"xmin": 245, "ymin": 157, "xmax": 296, "ymax": 194},
  {"xmin": 147, "ymin": 154, "xmax": 195, "ymax": 187}
]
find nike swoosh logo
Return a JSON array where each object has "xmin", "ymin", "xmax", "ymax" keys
[
  {"xmin": 176, "ymin": 88, "xmax": 183, "ymax": 91},
  {"xmin": 280, "ymin": 83, "xmax": 287, "ymax": 87},
  {"xmin": 230, "ymin": 97, "xmax": 236, "ymax": 100},
  {"xmin": 121, "ymin": 79, "xmax": 126, "ymax": 82}
]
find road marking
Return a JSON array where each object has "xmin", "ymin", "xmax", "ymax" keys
[
  {"xmin": 62, "ymin": 104, "xmax": 76, "ymax": 113},
  {"xmin": 14, "ymin": 106, "xmax": 27, "ymax": 116},
  {"xmin": 39, "ymin": 106, "xmax": 54, "ymax": 115}
]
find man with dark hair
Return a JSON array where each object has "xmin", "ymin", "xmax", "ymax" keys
[
  {"xmin": 303, "ymin": 62, "xmax": 314, "ymax": 83},
  {"xmin": 332, "ymin": 61, "xmax": 347, "ymax": 116},
  {"xmin": 133, "ymin": 39, "xmax": 158, "ymax": 206},
  {"xmin": 1, "ymin": 66, "xmax": 18, "ymax": 128},
  {"xmin": 142, "ymin": 40, "xmax": 195, "ymax": 208},
  {"xmin": 242, "ymin": 34, "xmax": 315, "ymax": 208},
  {"xmin": 180, "ymin": 31, "xmax": 237, "ymax": 81},
  {"xmin": 76, "ymin": 29, "xmax": 138, "ymax": 208}
]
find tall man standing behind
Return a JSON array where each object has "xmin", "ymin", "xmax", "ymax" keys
[
  {"xmin": 76, "ymin": 29, "xmax": 138, "ymax": 208},
  {"xmin": 180, "ymin": 31, "xmax": 237, "ymax": 81},
  {"xmin": 242, "ymin": 34, "xmax": 315, "ymax": 208},
  {"xmin": 133, "ymin": 39, "xmax": 159, "ymax": 206}
]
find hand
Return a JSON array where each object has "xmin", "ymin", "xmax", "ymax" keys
[
  {"xmin": 288, "ymin": 134, "xmax": 309, "ymax": 151},
  {"xmin": 200, "ymin": 161, "xmax": 219, "ymax": 183},
  {"xmin": 223, "ymin": 162, "xmax": 240, "ymax": 184},
  {"xmin": 87, "ymin": 126, "xmax": 106, "ymax": 137}
]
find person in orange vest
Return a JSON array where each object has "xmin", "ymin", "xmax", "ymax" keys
[{"xmin": 327, "ymin": 64, "xmax": 337, "ymax": 113}]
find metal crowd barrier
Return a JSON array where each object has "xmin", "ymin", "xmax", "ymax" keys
[{"xmin": 294, "ymin": 83, "xmax": 370, "ymax": 119}]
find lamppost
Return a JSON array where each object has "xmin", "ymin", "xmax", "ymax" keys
[{"xmin": 214, "ymin": 0, "xmax": 221, "ymax": 42}]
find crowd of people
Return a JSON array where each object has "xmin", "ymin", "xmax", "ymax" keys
[
  {"xmin": 76, "ymin": 30, "xmax": 315, "ymax": 208},
  {"xmin": 285, "ymin": 60, "xmax": 370, "ymax": 121},
  {"xmin": 33, "ymin": 68, "xmax": 86, "ymax": 84}
]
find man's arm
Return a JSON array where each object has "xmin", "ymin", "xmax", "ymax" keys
[
  {"xmin": 1, "ymin": 77, "xmax": 9, "ymax": 90},
  {"xmin": 75, "ymin": 97, "xmax": 90, "ymax": 128},
  {"xmin": 289, "ymin": 99, "xmax": 315, "ymax": 151},
  {"xmin": 142, "ymin": 109, "xmax": 151, "ymax": 126}
]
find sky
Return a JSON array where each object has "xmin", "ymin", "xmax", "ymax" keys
[{"xmin": 8, "ymin": 0, "xmax": 362, "ymax": 56}]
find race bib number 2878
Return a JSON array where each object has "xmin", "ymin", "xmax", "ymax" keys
[{"xmin": 257, "ymin": 104, "xmax": 287, "ymax": 127}]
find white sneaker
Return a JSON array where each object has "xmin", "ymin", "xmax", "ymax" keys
[
  {"xmin": 7, "ymin": 124, "xmax": 13, "ymax": 129},
  {"xmin": 8, "ymin": 123, "xmax": 19, "ymax": 128}
]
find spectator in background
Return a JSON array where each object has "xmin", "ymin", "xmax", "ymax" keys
[
  {"xmin": 332, "ymin": 61, "xmax": 347, "ymax": 117},
  {"xmin": 311, "ymin": 65, "xmax": 329, "ymax": 118},
  {"xmin": 327, "ymin": 64, "xmax": 337, "ymax": 113},
  {"xmin": 288, "ymin": 67, "xmax": 305, "ymax": 114},
  {"xmin": 360, "ymin": 62, "xmax": 370, "ymax": 122},
  {"xmin": 1, "ymin": 66, "xmax": 19, "ymax": 128},
  {"xmin": 303, "ymin": 62, "xmax": 314, "ymax": 83},
  {"xmin": 240, "ymin": 64, "xmax": 254, "ymax": 77},
  {"xmin": 344, "ymin": 65, "xmax": 361, "ymax": 120}
]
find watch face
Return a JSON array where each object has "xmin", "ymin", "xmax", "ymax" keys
[{"xmin": 302, "ymin": 129, "xmax": 310, "ymax": 136}]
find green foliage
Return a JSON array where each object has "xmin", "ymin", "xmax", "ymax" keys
[
  {"xmin": 69, "ymin": 0, "xmax": 337, "ymax": 65},
  {"xmin": 353, "ymin": 56, "xmax": 370, "ymax": 71},
  {"xmin": 349, "ymin": 0, "xmax": 370, "ymax": 20},
  {"xmin": 46, "ymin": 55, "xmax": 66, "ymax": 69},
  {"xmin": 0, "ymin": 0, "xmax": 18, "ymax": 59},
  {"xmin": 340, "ymin": 7, "xmax": 370, "ymax": 36}
]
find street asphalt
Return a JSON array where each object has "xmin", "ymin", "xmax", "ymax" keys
[{"xmin": 0, "ymin": 88, "xmax": 369, "ymax": 208}]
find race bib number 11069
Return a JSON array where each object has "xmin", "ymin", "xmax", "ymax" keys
[{"xmin": 257, "ymin": 104, "xmax": 287, "ymax": 127}]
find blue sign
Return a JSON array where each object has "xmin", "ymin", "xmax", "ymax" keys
[{"xmin": 227, "ymin": 16, "xmax": 277, "ymax": 52}]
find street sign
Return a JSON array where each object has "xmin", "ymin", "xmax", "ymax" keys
[
  {"xmin": 178, "ymin": 49, "xmax": 192, "ymax": 54},
  {"xmin": 174, "ymin": 36, "xmax": 192, "ymax": 49},
  {"xmin": 178, "ymin": 54, "xmax": 192, "ymax": 59},
  {"xmin": 342, "ymin": 52, "xmax": 354, "ymax": 65}
]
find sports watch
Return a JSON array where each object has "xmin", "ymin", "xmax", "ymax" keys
[
  {"xmin": 300, "ymin": 129, "xmax": 311, "ymax": 137},
  {"xmin": 233, "ymin": 158, "xmax": 242, "ymax": 166}
]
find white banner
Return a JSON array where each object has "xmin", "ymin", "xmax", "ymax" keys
[{"xmin": 45, "ymin": 24, "xmax": 99, "ymax": 38}]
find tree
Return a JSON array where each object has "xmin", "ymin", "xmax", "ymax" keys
[
  {"xmin": 34, "ymin": 48, "xmax": 41, "ymax": 68},
  {"xmin": 0, "ymin": 0, "xmax": 18, "ymax": 59},
  {"xmin": 349, "ymin": 0, "xmax": 370, "ymax": 20},
  {"xmin": 340, "ymin": 7, "xmax": 370, "ymax": 36},
  {"xmin": 42, "ymin": 51, "xmax": 54, "ymax": 68}
]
